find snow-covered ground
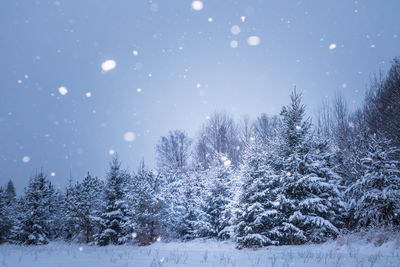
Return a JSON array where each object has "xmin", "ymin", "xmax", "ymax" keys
[{"xmin": 1, "ymin": 237, "xmax": 399, "ymax": 267}]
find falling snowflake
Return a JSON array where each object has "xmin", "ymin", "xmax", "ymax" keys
[
  {"xmin": 58, "ymin": 86, "xmax": 68, "ymax": 95},
  {"xmin": 191, "ymin": 1, "xmax": 203, "ymax": 11},
  {"xmin": 22, "ymin": 156, "xmax": 31, "ymax": 163},
  {"xmin": 86, "ymin": 92, "xmax": 92, "ymax": 98},
  {"xmin": 247, "ymin": 36, "xmax": 261, "ymax": 46},
  {"xmin": 51, "ymin": 172, "xmax": 56, "ymax": 177},
  {"xmin": 79, "ymin": 247, "xmax": 83, "ymax": 252},
  {"xmin": 286, "ymin": 171, "xmax": 292, "ymax": 177},
  {"xmin": 240, "ymin": 16, "xmax": 246, "ymax": 22},
  {"xmin": 295, "ymin": 125, "xmax": 301, "ymax": 130},
  {"xmin": 109, "ymin": 149, "xmax": 116, "ymax": 155},
  {"xmin": 124, "ymin": 132, "xmax": 136, "ymax": 142},
  {"xmin": 329, "ymin": 43, "xmax": 337, "ymax": 50},
  {"xmin": 157, "ymin": 236, "xmax": 161, "ymax": 242},
  {"xmin": 132, "ymin": 50, "xmax": 139, "ymax": 56},
  {"xmin": 230, "ymin": 40, "xmax": 238, "ymax": 48},
  {"xmin": 137, "ymin": 88, "xmax": 142, "ymax": 93},
  {"xmin": 17, "ymin": 80, "xmax": 22, "ymax": 84},
  {"xmin": 131, "ymin": 232, "xmax": 137, "ymax": 238},
  {"xmin": 208, "ymin": 17, "xmax": 213, "ymax": 23},
  {"xmin": 101, "ymin": 59, "xmax": 116, "ymax": 72},
  {"xmin": 231, "ymin": 25, "xmax": 240, "ymax": 35},
  {"xmin": 196, "ymin": 83, "xmax": 201, "ymax": 88},
  {"xmin": 342, "ymin": 83, "xmax": 347, "ymax": 89}
]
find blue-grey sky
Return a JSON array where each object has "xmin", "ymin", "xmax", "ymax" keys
[{"xmin": 1, "ymin": 0, "xmax": 399, "ymax": 193}]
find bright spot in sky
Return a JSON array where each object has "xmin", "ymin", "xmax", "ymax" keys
[
  {"xmin": 79, "ymin": 247, "xmax": 83, "ymax": 252},
  {"xmin": 58, "ymin": 86, "xmax": 68, "ymax": 95},
  {"xmin": 124, "ymin": 132, "xmax": 136, "ymax": 142},
  {"xmin": 230, "ymin": 40, "xmax": 238, "ymax": 48},
  {"xmin": 132, "ymin": 50, "xmax": 139, "ymax": 56},
  {"xmin": 231, "ymin": 25, "xmax": 241, "ymax": 35},
  {"xmin": 86, "ymin": 92, "xmax": 92, "ymax": 98},
  {"xmin": 329, "ymin": 43, "xmax": 337, "ymax": 50},
  {"xmin": 108, "ymin": 149, "xmax": 116, "ymax": 155},
  {"xmin": 191, "ymin": 1, "xmax": 203, "ymax": 11},
  {"xmin": 137, "ymin": 88, "xmax": 142, "ymax": 93},
  {"xmin": 342, "ymin": 83, "xmax": 347, "ymax": 89},
  {"xmin": 24, "ymin": 74, "xmax": 29, "ymax": 79},
  {"xmin": 196, "ymin": 83, "xmax": 201, "ymax": 88},
  {"xmin": 22, "ymin": 156, "xmax": 30, "ymax": 163},
  {"xmin": 240, "ymin": 16, "xmax": 246, "ymax": 22},
  {"xmin": 208, "ymin": 17, "xmax": 213, "ymax": 23},
  {"xmin": 101, "ymin": 59, "xmax": 116, "ymax": 72},
  {"xmin": 224, "ymin": 160, "xmax": 231, "ymax": 166},
  {"xmin": 370, "ymin": 44, "xmax": 375, "ymax": 48},
  {"xmin": 50, "ymin": 172, "xmax": 56, "ymax": 177},
  {"xmin": 17, "ymin": 80, "xmax": 22, "ymax": 84},
  {"xmin": 247, "ymin": 36, "xmax": 261, "ymax": 46}
]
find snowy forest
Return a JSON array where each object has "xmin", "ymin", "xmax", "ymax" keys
[{"xmin": 1, "ymin": 58, "xmax": 399, "ymax": 249}]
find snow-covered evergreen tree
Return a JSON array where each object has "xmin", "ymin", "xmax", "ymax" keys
[
  {"xmin": 96, "ymin": 156, "xmax": 131, "ymax": 245},
  {"xmin": 64, "ymin": 174, "xmax": 103, "ymax": 243},
  {"xmin": 0, "ymin": 187, "xmax": 12, "ymax": 243},
  {"xmin": 63, "ymin": 178, "xmax": 80, "ymax": 241},
  {"xmin": 160, "ymin": 169, "xmax": 196, "ymax": 239},
  {"xmin": 235, "ymin": 141, "xmax": 281, "ymax": 247},
  {"xmin": 196, "ymin": 155, "xmax": 234, "ymax": 239},
  {"xmin": 5, "ymin": 180, "xmax": 16, "ymax": 204},
  {"xmin": 19, "ymin": 171, "xmax": 56, "ymax": 245},
  {"xmin": 273, "ymin": 90, "xmax": 344, "ymax": 244},
  {"xmin": 348, "ymin": 134, "xmax": 400, "ymax": 227},
  {"xmin": 129, "ymin": 161, "xmax": 165, "ymax": 245}
]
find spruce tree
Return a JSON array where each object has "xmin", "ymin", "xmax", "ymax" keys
[
  {"xmin": 349, "ymin": 134, "xmax": 400, "ymax": 227},
  {"xmin": 130, "ymin": 161, "xmax": 165, "ymax": 245},
  {"xmin": 5, "ymin": 180, "xmax": 16, "ymax": 204},
  {"xmin": 196, "ymin": 155, "xmax": 233, "ymax": 239},
  {"xmin": 0, "ymin": 187, "xmax": 11, "ymax": 243},
  {"xmin": 235, "ymin": 141, "xmax": 281, "ymax": 247},
  {"xmin": 274, "ymin": 90, "xmax": 344, "ymax": 244},
  {"xmin": 96, "ymin": 156, "xmax": 130, "ymax": 245},
  {"xmin": 20, "ymin": 171, "xmax": 54, "ymax": 245}
]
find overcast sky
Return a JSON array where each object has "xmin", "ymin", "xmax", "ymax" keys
[{"xmin": 1, "ymin": 0, "xmax": 399, "ymax": 193}]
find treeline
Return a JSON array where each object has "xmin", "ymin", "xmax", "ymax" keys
[{"xmin": 1, "ymin": 58, "xmax": 400, "ymax": 247}]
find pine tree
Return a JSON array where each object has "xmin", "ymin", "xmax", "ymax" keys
[
  {"xmin": 196, "ymin": 154, "xmax": 234, "ymax": 239},
  {"xmin": 129, "ymin": 161, "xmax": 165, "ymax": 245},
  {"xmin": 274, "ymin": 90, "xmax": 344, "ymax": 244},
  {"xmin": 349, "ymin": 134, "xmax": 400, "ymax": 227},
  {"xmin": 0, "ymin": 187, "xmax": 12, "ymax": 243},
  {"xmin": 160, "ymin": 169, "xmax": 195, "ymax": 239},
  {"xmin": 235, "ymin": 141, "xmax": 281, "ymax": 247},
  {"xmin": 77, "ymin": 173, "xmax": 103, "ymax": 243},
  {"xmin": 96, "ymin": 156, "xmax": 130, "ymax": 245},
  {"xmin": 63, "ymin": 178, "xmax": 80, "ymax": 241},
  {"xmin": 5, "ymin": 180, "xmax": 16, "ymax": 204},
  {"xmin": 64, "ymin": 174, "xmax": 103, "ymax": 243},
  {"xmin": 19, "ymin": 171, "xmax": 55, "ymax": 245}
]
